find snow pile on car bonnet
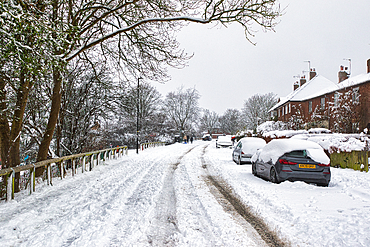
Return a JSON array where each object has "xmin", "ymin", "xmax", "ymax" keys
[{"xmin": 260, "ymin": 139, "xmax": 330, "ymax": 165}]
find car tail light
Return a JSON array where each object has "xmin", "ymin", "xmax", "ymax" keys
[
  {"xmin": 323, "ymin": 171, "xmax": 330, "ymax": 174},
  {"xmin": 279, "ymin": 159, "xmax": 297, "ymax": 165},
  {"xmin": 318, "ymin": 163, "xmax": 330, "ymax": 167},
  {"xmin": 241, "ymin": 151, "xmax": 244, "ymax": 155}
]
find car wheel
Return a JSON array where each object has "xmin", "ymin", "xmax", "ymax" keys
[
  {"xmin": 252, "ymin": 163, "xmax": 257, "ymax": 176},
  {"xmin": 270, "ymin": 167, "xmax": 278, "ymax": 183}
]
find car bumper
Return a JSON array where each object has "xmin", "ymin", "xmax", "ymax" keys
[
  {"xmin": 278, "ymin": 170, "xmax": 331, "ymax": 185},
  {"xmin": 217, "ymin": 143, "xmax": 232, "ymax": 148},
  {"xmin": 240, "ymin": 156, "xmax": 252, "ymax": 163}
]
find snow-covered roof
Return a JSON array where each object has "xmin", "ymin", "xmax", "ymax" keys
[
  {"xmin": 269, "ymin": 75, "xmax": 338, "ymax": 111},
  {"xmin": 336, "ymin": 73, "xmax": 370, "ymax": 90},
  {"xmin": 270, "ymin": 72, "xmax": 370, "ymax": 112}
]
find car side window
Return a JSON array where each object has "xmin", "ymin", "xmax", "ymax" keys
[{"xmin": 238, "ymin": 142, "xmax": 242, "ymax": 148}]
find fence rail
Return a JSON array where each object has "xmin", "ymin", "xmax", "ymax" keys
[
  {"xmin": 140, "ymin": 142, "xmax": 165, "ymax": 150},
  {"xmin": 0, "ymin": 146, "xmax": 128, "ymax": 202}
]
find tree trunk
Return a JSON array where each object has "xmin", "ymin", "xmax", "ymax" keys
[
  {"xmin": 36, "ymin": 66, "xmax": 62, "ymax": 177},
  {"xmin": 0, "ymin": 75, "xmax": 10, "ymax": 170},
  {"xmin": 0, "ymin": 70, "xmax": 32, "ymax": 192},
  {"xmin": 10, "ymin": 71, "xmax": 31, "ymax": 191}
]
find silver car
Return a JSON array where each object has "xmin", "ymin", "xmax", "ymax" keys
[{"xmin": 232, "ymin": 137, "xmax": 266, "ymax": 165}]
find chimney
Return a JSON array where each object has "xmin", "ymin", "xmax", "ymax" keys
[
  {"xmin": 300, "ymin": 75, "xmax": 306, "ymax": 86},
  {"xmin": 338, "ymin": 65, "xmax": 349, "ymax": 83},
  {"xmin": 293, "ymin": 81, "xmax": 299, "ymax": 91},
  {"xmin": 367, "ymin": 59, "xmax": 370, "ymax": 73},
  {"xmin": 309, "ymin": 68, "xmax": 317, "ymax": 80}
]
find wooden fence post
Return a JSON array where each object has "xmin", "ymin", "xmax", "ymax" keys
[
  {"xmin": 91, "ymin": 155, "xmax": 95, "ymax": 170},
  {"xmin": 60, "ymin": 161, "xmax": 64, "ymax": 179},
  {"xmin": 30, "ymin": 165, "xmax": 35, "ymax": 194},
  {"xmin": 72, "ymin": 159, "xmax": 76, "ymax": 176},
  {"xmin": 82, "ymin": 156, "xmax": 86, "ymax": 173},
  {"xmin": 47, "ymin": 164, "xmax": 51, "ymax": 186},
  {"xmin": 7, "ymin": 170, "xmax": 14, "ymax": 201}
]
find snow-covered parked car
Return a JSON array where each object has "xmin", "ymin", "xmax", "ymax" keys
[
  {"xmin": 216, "ymin": 135, "xmax": 232, "ymax": 148},
  {"xmin": 251, "ymin": 139, "xmax": 331, "ymax": 186},
  {"xmin": 202, "ymin": 134, "xmax": 212, "ymax": 141},
  {"xmin": 232, "ymin": 137, "xmax": 266, "ymax": 165},
  {"xmin": 308, "ymin": 128, "xmax": 332, "ymax": 134}
]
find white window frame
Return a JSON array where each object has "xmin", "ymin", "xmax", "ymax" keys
[
  {"xmin": 334, "ymin": 92, "xmax": 339, "ymax": 107},
  {"xmin": 321, "ymin": 97, "xmax": 325, "ymax": 110},
  {"xmin": 353, "ymin": 87, "xmax": 360, "ymax": 103}
]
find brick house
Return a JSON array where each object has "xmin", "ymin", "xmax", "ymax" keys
[{"xmin": 269, "ymin": 59, "xmax": 370, "ymax": 132}]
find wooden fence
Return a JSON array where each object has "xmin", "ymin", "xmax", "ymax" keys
[
  {"xmin": 140, "ymin": 142, "xmax": 166, "ymax": 150},
  {"xmin": 0, "ymin": 146, "xmax": 128, "ymax": 202},
  {"xmin": 0, "ymin": 141, "xmax": 166, "ymax": 202}
]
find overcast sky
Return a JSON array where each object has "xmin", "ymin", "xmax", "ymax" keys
[{"xmin": 155, "ymin": 0, "xmax": 370, "ymax": 115}]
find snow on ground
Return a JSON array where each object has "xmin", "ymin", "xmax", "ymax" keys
[
  {"xmin": 0, "ymin": 140, "xmax": 369, "ymax": 246},
  {"xmin": 205, "ymin": 143, "xmax": 370, "ymax": 246}
]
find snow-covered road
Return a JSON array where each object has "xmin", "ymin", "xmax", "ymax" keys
[
  {"xmin": 1, "ymin": 140, "xmax": 370, "ymax": 246},
  {"xmin": 0, "ymin": 142, "xmax": 268, "ymax": 246}
]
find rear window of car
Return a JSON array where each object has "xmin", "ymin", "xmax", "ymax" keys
[{"xmin": 286, "ymin": 150, "xmax": 307, "ymax": 158}]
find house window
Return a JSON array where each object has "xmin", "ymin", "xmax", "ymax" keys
[
  {"xmin": 278, "ymin": 109, "xmax": 280, "ymax": 117},
  {"xmin": 285, "ymin": 105, "xmax": 288, "ymax": 115},
  {"xmin": 353, "ymin": 87, "xmax": 360, "ymax": 103},
  {"xmin": 289, "ymin": 103, "xmax": 291, "ymax": 113},
  {"xmin": 308, "ymin": 101, "xmax": 312, "ymax": 112},
  {"xmin": 334, "ymin": 92, "xmax": 339, "ymax": 107},
  {"xmin": 320, "ymin": 97, "xmax": 325, "ymax": 110}
]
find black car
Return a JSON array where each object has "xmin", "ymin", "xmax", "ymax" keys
[
  {"xmin": 251, "ymin": 139, "xmax": 331, "ymax": 186},
  {"xmin": 202, "ymin": 134, "xmax": 212, "ymax": 141}
]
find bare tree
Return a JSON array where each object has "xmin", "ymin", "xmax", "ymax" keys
[
  {"xmin": 117, "ymin": 81, "xmax": 162, "ymax": 141},
  {"xmin": 243, "ymin": 93, "xmax": 277, "ymax": 132},
  {"xmin": 200, "ymin": 109, "xmax": 219, "ymax": 135},
  {"xmin": 219, "ymin": 109, "xmax": 241, "ymax": 134},
  {"xmin": 163, "ymin": 86, "xmax": 200, "ymax": 135},
  {"xmin": 0, "ymin": 0, "xmax": 282, "ymax": 178}
]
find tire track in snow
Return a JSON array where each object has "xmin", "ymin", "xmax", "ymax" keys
[
  {"xmin": 201, "ymin": 145, "xmax": 287, "ymax": 247},
  {"xmin": 107, "ymin": 152, "xmax": 181, "ymax": 245},
  {"xmin": 146, "ymin": 146, "xmax": 197, "ymax": 246}
]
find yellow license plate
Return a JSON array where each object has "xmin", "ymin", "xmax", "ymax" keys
[{"xmin": 299, "ymin": 164, "xmax": 316, "ymax": 169}]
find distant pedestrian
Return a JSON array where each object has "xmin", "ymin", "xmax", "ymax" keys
[{"xmin": 183, "ymin": 135, "xmax": 187, "ymax": 144}]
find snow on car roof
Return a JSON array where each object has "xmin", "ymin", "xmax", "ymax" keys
[
  {"xmin": 239, "ymin": 137, "xmax": 266, "ymax": 143},
  {"xmin": 259, "ymin": 139, "xmax": 330, "ymax": 165},
  {"xmin": 239, "ymin": 137, "xmax": 266, "ymax": 154}
]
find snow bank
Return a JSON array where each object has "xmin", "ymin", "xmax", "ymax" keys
[
  {"xmin": 291, "ymin": 133, "xmax": 369, "ymax": 153},
  {"xmin": 262, "ymin": 129, "xmax": 308, "ymax": 139},
  {"xmin": 205, "ymin": 145, "xmax": 370, "ymax": 246}
]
